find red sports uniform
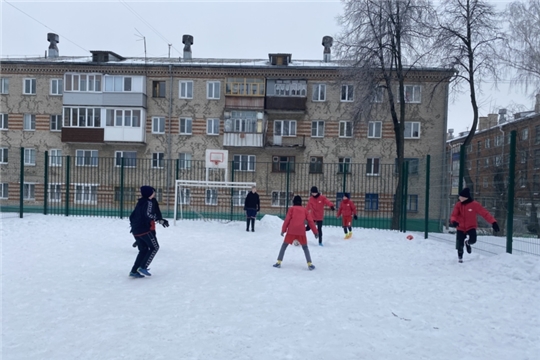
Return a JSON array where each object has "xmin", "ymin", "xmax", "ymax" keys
[{"xmin": 281, "ymin": 206, "xmax": 318, "ymax": 246}]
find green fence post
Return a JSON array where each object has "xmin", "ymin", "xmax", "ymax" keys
[
  {"xmin": 44, "ymin": 151, "xmax": 49, "ymax": 215},
  {"xmin": 65, "ymin": 156, "xmax": 71, "ymax": 216},
  {"xmin": 19, "ymin": 147, "xmax": 24, "ymax": 218},
  {"xmin": 119, "ymin": 157, "xmax": 125, "ymax": 219},
  {"xmin": 424, "ymin": 155, "xmax": 430, "ymax": 239},
  {"xmin": 342, "ymin": 162, "xmax": 348, "ymax": 194},
  {"xmin": 402, "ymin": 161, "xmax": 409, "ymax": 233},
  {"xmin": 285, "ymin": 161, "xmax": 291, "ymax": 214},
  {"xmin": 506, "ymin": 130, "xmax": 516, "ymax": 254},
  {"xmin": 230, "ymin": 160, "xmax": 235, "ymax": 222}
]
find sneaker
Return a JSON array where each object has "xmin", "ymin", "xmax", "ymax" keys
[
  {"xmin": 458, "ymin": 259, "xmax": 463, "ymax": 263},
  {"xmin": 138, "ymin": 267, "xmax": 152, "ymax": 276},
  {"xmin": 348, "ymin": 232, "xmax": 353, "ymax": 239},
  {"xmin": 343, "ymin": 234, "xmax": 349, "ymax": 239},
  {"xmin": 319, "ymin": 243, "xmax": 324, "ymax": 247},
  {"xmin": 465, "ymin": 240, "xmax": 472, "ymax": 254},
  {"xmin": 251, "ymin": 229, "xmax": 255, "ymax": 232},
  {"xmin": 129, "ymin": 272, "xmax": 145, "ymax": 278},
  {"xmin": 272, "ymin": 262, "xmax": 281, "ymax": 268},
  {"xmin": 246, "ymin": 229, "xmax": 249, "ymax": 232},
  {"xmin": 308, "ymin": 264, "xmax": 316, "ymax": 271}
]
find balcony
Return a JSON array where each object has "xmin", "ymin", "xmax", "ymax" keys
[
  {"xmin": 223, "ymin": 132, "xmax": 264, "ymax": 147},
  {"xmin": 63, "ymin": 92, "xmax": 147, "ymax": 108},
  {"xmin": 265, "ymin": 97, "xmax": 306, "ymax": 112},
  {"xmin": 61, "ymin": 126, "xmax": 145, "ymax": 144}
]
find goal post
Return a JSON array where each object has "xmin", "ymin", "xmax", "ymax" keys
[{"xmin": 173, "ymin": 180, "xmax": 256, "ymax": 225}]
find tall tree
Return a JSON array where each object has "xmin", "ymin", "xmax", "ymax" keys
[
  {"xmin": 436, "ymin": 0, "xmax": 503, "ymax": 192},
  {"xmin": 335, "ymin": 0, "xmax": 439, "ymax": 230}
]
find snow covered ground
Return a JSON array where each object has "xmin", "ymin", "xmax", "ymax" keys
[{"xmin": 2, "ymin": 213, "xmax": 539, "ymax": 360}]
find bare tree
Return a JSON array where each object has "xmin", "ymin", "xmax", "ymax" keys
[
  {"xmin": 435, "ymin": 0, "xmax": 504, "ymax": 193},
  {"xmin": 335, "ymin": 0, "xmax": 439, "ymax": 230},
  {"xmin": 501, "ymin": 0, "xmax": 540, "ymax": 95}
]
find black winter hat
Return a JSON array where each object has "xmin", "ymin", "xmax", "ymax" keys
[
  {"xmin": 293, "ymin": 195, "xmax": 302, "ymax": 206},
  {"xmin": 459, "ymin": 188, "xmax": 471, "ymax": 198},
  {"xmin": 140, "ymin": 185, "xmax": 154, "ymax": 198},
  {"xmin": 310, "ymin": 186, "xmax": 319, "ymax": 194},
  {"xmin": 343, "ymin": 192, "xmax": 351, "ymax": 199}
]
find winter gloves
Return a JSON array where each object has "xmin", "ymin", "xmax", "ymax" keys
[
  {"xmin": 353, "ymin": 215, "xmax": 358, "ymax": 220},
  {"xmin": 330, "ymin": 206, "xmax": 335, "ymax": 211},
  {"xmin": 450, "ymin": 221, "xmax": 459, "ymax": 228},
  {"xmin": 158, "ymin": 219, "xmax": 169, "ymax": 228},
  {"xmin": 492, "ymin": 222, "xmax": 500, "ymax": 232}
]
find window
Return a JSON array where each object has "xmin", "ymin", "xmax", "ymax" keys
[
  {"xmin": 466, "ymin": 144, "xmax": 472, "ymax": 154},
  {"xmin": 231, "ymin": 111, "xmax": 257, "ymax": 133},
  {"xmin": 50, "ymin": 115, "xmax": 62, "ymax": 131},
  {"xmin": 23, "ymin": 183, "xmax": 35, "ymax": 200},
  {"xmin": 74, "ymin": 184, "xmax": 97, "ymax": 204},
  {"xmin": 115, "ymin": 151, "xmax": 137, "ymax": 167},
  {"xmin": 534, "ymin": 149, "xmax": 540, "ymax": 168},
  {"xmin": 24, "ymin": 148, "xmax": 36, "ymax": 166},
  {"xmin": 519, "ymin": 170, "xmax": 528, "ymax": 188},
  {"xmin": 205, "ymin": 189, "xmax": 218, "ymax": 205},
  {"xmin": 271, "ymin": 191, "xmax": 293, "ymax": 207},
  {"xmin": 467, "ymin": 160, "xmax": 472, "ymax": 170},
  {"xmin": 152, "ymin": 152, "xmax": 164, "ymax": 168},
  {"xmin": 233, "ymin": 190, "xmax": 248, "ymax": 207},
  {"xmin": 534, "ymin": 174, "xmax": 540, "ymax": 192},
  {"xmin": 113, "ymin": 187, "xmax": 137, "ymax": 203},
  {"xmin": 339, "ymin": 121, "xmax": 353, "ymax": 138},
  {"xmin": 64, "ymin": 107, "xmax": 102, "ymax": 128},
  {"xmin": 368, "ymin": 121, "xmax": 382, "ymax": 138},
  {"xmin": 484, "ymin": 158, "xmax": 490, "ymax": 168},
  {"xmin": 394, "ymin": 158, "xmax": 419, "ymax": 174},
  {"xmin": 0, "ymin": 78, "xmax": 9, "ymax": 94},
  {"xmin": 225, "ymin": 78, "xmax": 265, "ymax": 96},
  {"xmin": 272, "ymin": 156, "xmax": 295, "ymax": 172},
  {"xmin": 178, "ymin": 188, "xmax": 191, "ymax": 205},
  {"xmin": 49, "ymin": 184, "xmax": 62, "ymax": 203},
  {"xmin": 233, "ymin": 155, "xmax": 255, "ymax": 172},
  {"xmin": 338, "ymin": 157, "xmax": 351, "ymax": 173},
  {"xmin": 152, "ymin": 117, "xmax": 165, "ymax": 134},
  {"xmin": 0, "ymin": 148, "xmax": 7, "ymax": 164},
  {"xmin": 104, "ymin": 76, "xmax": 132, "ymax": 92},
  {"xmin": 312, "ymin": 84, "xmax": 326, "ymax": 101},
  {"xmin": 75, "ymin": 150, "xmax": 98, "ymax": 167},
  {"xmin": 24, "ymin": 114, "xmax": 36, "ymax": 131},
  {"xmin": 105, "ymin": 109, "xmax": 140, "ymax": 127},
  {"xmin": 365, "ymin": 193, "xmax": 379, "ymax": 210},
  {"xmin": 50, "ymin": 79, "xmax": 63, "ymax": 95},
  {"xmin": 477, "ymin": 141, "xmax": 482, "ymax": 154},
  {"xmin": 485, "ymin": 138, "xmax": 491, "ymax": 148},
  {"xmin": 535, "ymin": 125, "xmax": 540, "ymax": 144},
  {"xmin": 309, "ymin": 157, "xmax": 323, "ymax": 174},
  {"xmin": 495, "ymin": 135, "xmax": 503, "ymax": 147},
  {"xmin": 152, "ymin": 81, "xmax": 166, "ymax": 98},
  {"xmin": 179, "ymin": 153, "xmax": 192, "ymax": 170},
  {"xmin": 483, "ymin": 177, "xmax": 488, "ymax": 188},
  {"xmin": 521, "ymin": 151, "xmax": 528, "ymax": 164},
  {"xmin": 207, "ymin": 118, "xmax": 220, "ymax": 135},
  {"xmin": 372, "ymin": 87, "xmax": 383, "ymax": 103},
  {"xmin": 0, "ymin": 183, "xmax": 8, "ymax": 199},
  {"xmin": 274, "ymin": 120, "xmax": 297, "ymax": 137},
  {"xmin": 404, "ymin": 122, "xmax": 420, "ymax": 138},
  {"xmin": 49, "ymin": 149, "xmax": 62, "ymax": 167},
  {"xmin": 0, "ymin": 114, "xmax": 7, "ymax": 130},
  {"xmin": 403, "ymin": 85, "xmax": 421, "ymax": 103},
  {"xmin": 495, "ymin": 155, "xmax": 502, "ymax": 167},
  {"xmin": 180, "ymin": 117, "xmax": 192, "ymax": 135},
  {"xmin": 207, "ymin": 81, "xmax": 221, "ymax": 99},
  {"xmin": 311, "ymin": 121, "xmax": 325, "ymax": 138},
  {"xmin": 366, "ymin": 158, "xmax": 379, "ymax": 175},
  {"xmin": 23, "ymin": 78, "xmax": 36, "ymax": 95},
  {"xmin": 341, "ymin": 85, "xmax": 354, "ymax": 102},
  {"xmin": 274, "ymin": 80, "xmax": 306, "ymax": 96},
  {"xmin": 65, "ymin": 73, "xmax": 102, "ymax": 92},
  {"xmin": 179, "ymin": 80, "xmax": 194, "ymax": 99},
  {"xmin": 407, "ymin": 195, "xmax": 418, "ymax": 212},
  {"xmin": 522, "ymin": 128, "xmax": 529, "ymax": 140}
]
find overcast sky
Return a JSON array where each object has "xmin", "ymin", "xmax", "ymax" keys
[{"xmin": 1, "ymin": 0, "xmax": 535, "ymax": 133}]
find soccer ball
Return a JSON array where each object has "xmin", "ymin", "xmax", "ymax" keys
[
  {"xmin": 293, "ymin": 240, "xmax": 300, "ymax": 246},
  {"xmin": 406, "ymin": 235, "xmax": 414, "ymax": 240}
]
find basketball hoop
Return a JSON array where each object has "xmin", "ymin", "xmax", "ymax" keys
[{"xmin": 211, "ymin": 160, "xmax": 221, "ymax": 167}]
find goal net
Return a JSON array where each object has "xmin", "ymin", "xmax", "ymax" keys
[{"xmin": 173, "ymin": 180, "xmax": 256, "ymax": 225}]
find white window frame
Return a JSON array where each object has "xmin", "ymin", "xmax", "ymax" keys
[
  {"xmin": 49, "ymin": 149, "xmax": 62, "ymax": 167},
  {"xmin": 366, "ymin": 158, "xmax": 380, "ymax": 176},
  {"xmin": 341, "ymin": 84, "xmax": 354, "ymax": 102},
  {"xmin": 207, "ymin": 118, "xmax": 220, "ymax": 135},
  {"xmin": 404, "ymin": 122, "xmax": 421, "ymax": 139},
  {"xmin": 205, "ymin": 189, "xmax": 218, "ymax": 206},
  {"xmin": 75, "ymin": 150, "xmax": 98, "ymax": 167},
  {"xmin": 0, "ymin": 183, "xmax": 8, "ymax": 199},
  {"xmin": 339, "ymin": 121, "xmax": 353, "ymax": 138},
  {"xmin": 0, "ymin": 78, "xmax": 9, "ymax": 94},
  {"xmin": 0, "ymin": 148, "xmax": 8, "ymax": 164},
  {"xmin": 178, "ymin": 188, "xmax": 191, "ymax": 205},
  {"xmin": 24, "ymin": 148, "xmax": 36, "ymax": 166},
  {"xmin": 179, "ymin": 80, "xmax": 194, "ymax": 99},
  {"xmin": 103, "ymin": 76, "xmax": 132, "ymax": 92},
  {"xmin": 48, "ymin": 183, "xmax": 63, "ymax": 203},
  {"xmin": 311, "ymin": 121, "xmax": 325, "ymax": 138},
  {"xmin": 23, "ymin": 183, "xmax": 36, "ymax": 200},
  {"xmin": 24, "ymin": 114, "xmax": 36, "ymax": 131},
  {"xmin": 271, "ymin": 191, "xmax": 293, "ymax": 207},
  {"xmin": 152, "ymin": 117, "xmax": 165, "ymax": 134},
  {"xmin": 65, "ymin": 73, "xmax": 102, "ymax": 92},
  {"xmin": 368, "ymin": 121, "xmax": 382, "ymax": 138},
  {"xmin": 50, "ymin": 115, "xmax": 62, "ymax": 131},
  {"xmin": 372, "ymin": 87, "xmax": 383, "ymax": 103},
  {"xmin": 403, "ymin": 85, "xmax": 421, "ymax": 103},
  {"xmin": 522, "ymin": 128, "xmax": 529, "ymax": 140},
  {"xmin": 180, "ymin": 117, "xmax": 193, "ymax": 135},
  {"xmin": 50, "ymin": 79, "xmax": 63, "ymax": 95},
  {"xmin": 274, "ymin": 80, "xmax": 307, "ymax": 97},
  {"xmin": 179, "ymin": 153, "xmax": 192, "ymax": 170},
  {"xmin": 23, "ymin": 78, "xmax": 36, "ymax": 95},
  {"xmin": 0, "ymin": 114, "xmax": 7, "ymax": 130},
  {"xmin": 65, "ymin": 107, "xmax": 103, "ymax": 128},
  {"xmin": 152, "ymin": 152, "xmax": 164, "ymax": 169},
  {"xmin": 74, "ymin": 184, "xmax": 98, "ymax": 205},
  {"xmin": 274, "ymin": 120, "xmax": 297, "ymax": 137},
  {"xmin": 233, "ymin": 154, "xmax": 256, "ymax": 172},
  {"xmin": 233, "ymin": 189, "xmax": 249, "ymax": 207},
  {"xmin": 207, "ymin": 81, "xmax": 221, "ymax": 99},
  {"xmin": 485, "ymin": 138, "xmax": 491, "ymax": 148},
  {"xmin": 495, "ymin": 135, "xmax": 503, "ymax": 147},
  {"xmin": 312, "ymin": 84, "xmax": 326, "ymax": 102},
  {"xmin": 115, "ymin": 151, "xmax": 137, "ymax": 168}
]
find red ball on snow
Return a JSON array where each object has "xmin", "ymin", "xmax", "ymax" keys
[{"xmin": 406, "ymin": 235, "xmax": 414, "ymax": 240}]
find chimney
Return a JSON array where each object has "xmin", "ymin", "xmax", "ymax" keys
[
  {"xmin": 536, "ymin": 94, "xmax": 540, "ymax": 113},
  {"xmin": 498, "ymin": 108, "xmax": 507, "ymax": 124},
  {"xmin": 182, "ymin": 34, "xmax": 194, "ymax": 60},
  {"xmin": 487, "ymin": 113, "xmax": 498, "ymax": 128},
  {"xmin": 447, "ymin": 128, "xmax": 454, "ymax": 140},
  {"xmin": 322, "ymin": 36, "xmax": 333, "ymax": 62},
  {"xmin": 478, "ymin": 116, "xmax": 488, "ymax": 130},
  {"xmin": 47, "ymin": 33, "xmax": 59, "ymax": 58}
]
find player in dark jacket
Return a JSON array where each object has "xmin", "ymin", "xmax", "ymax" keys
[
  {"xmin": 450, "ymin": 188, "xmax": 500, "ymax": 263},
  {"xmin": 132, "ymin": 187, "xmax": 169, "ymax": 250},
  {"xmin": 129, "ymin": 186, "xmax": 161, "ymax": 278},
  {"xmin": 244, "ymin": 186, "xmax": 260, "ymax": 232},
  {"xmin": 306, "ymin": 186, "xmax": 335, "ymax": 246}
]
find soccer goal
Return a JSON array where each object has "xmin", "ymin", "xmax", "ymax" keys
[{"xmin": 173, "ymin": 180, "xmax": 256, "ymax": 225}]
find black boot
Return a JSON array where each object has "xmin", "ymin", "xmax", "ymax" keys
[
  {"xmin": 246, "ymin": 218, "xmax": 250, "ymax": 231},
  {"xmin": 251, "ymin": 218, "xmax": 255, "ymax": 232}
]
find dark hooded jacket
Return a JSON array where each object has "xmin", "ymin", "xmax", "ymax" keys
[{"xmin": 130, "ymin": 197, "xmax": 158, "ymax": 236}]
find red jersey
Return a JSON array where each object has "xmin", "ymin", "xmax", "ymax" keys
[
  {"xmin": 450, "ymin": 199, "xmax": 496, "ymax": 232},
  {"xmin": 282, "ymin": 205, "xmax": 318, "ymax": 236},
  {"xmin": 337, "ymin": 198, "xmax": 356, "ymax": 217},
  {"xmin": 306, "ymin": 194, "xmax": 334, "ymax": 221}
]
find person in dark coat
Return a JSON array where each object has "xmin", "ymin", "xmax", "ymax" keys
[
  {"xmin": 132, "ymin": 187, "xmax": 169, "ymax": 251},
  {"xmin": 244, "ymin": 186, "xmax": 260, "ymax": 232},
  {"xmin": 128, "ymin": 186, "xmax": 162, "ymax": 278},
  {"xmin": 273, "ymin": 195, "xmax": 318, "ymax": 270},
  {"xmin": 450, "ymin": 188, "xmax": 500, "ymax": 263},
  {"xmin": 306, "ymin": 186, "xmax": 335, "ymax": 246}
]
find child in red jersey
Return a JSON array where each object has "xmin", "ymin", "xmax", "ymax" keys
[
  {"xmin": 337, "ymin": 193, "xmax": 357, "ymax": 239},
  {"xmin": 306, "ymin": 186, "xmax": 335, "ymax": 246}
]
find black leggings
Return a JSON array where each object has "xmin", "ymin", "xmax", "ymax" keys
[
  {"xmin": 131, "ymin": 232, "xmax": 159, "ymax": 273},
  {"xmin": 456, "ymin": 229, "xmax": 477, "ymax": 256}
]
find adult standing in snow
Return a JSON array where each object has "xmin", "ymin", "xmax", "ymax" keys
[
  {"xmin": 132, "ymin": 187, "xmax": 169, "ymax": 249},
  {"xmin": 273, "ymin": 195, "xmax": 318, "ymax": 270},
  {"xmin": 244, "ymin": 186, "xmax": 260, "ymax": 232},
  {"xmin": 128, "ymin": 186, "xmax": 161, "ymax": 278},
  {"xmin": 450, "ymin": 188, "xmax": 500, "ymax": 263},
  {"xmin": 306, "ymin": 186, "xmax": 335, "ymax": 246},
  {"xmin": 337, "ymin": 192, "xmax": 357, "ymax": 239}
]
